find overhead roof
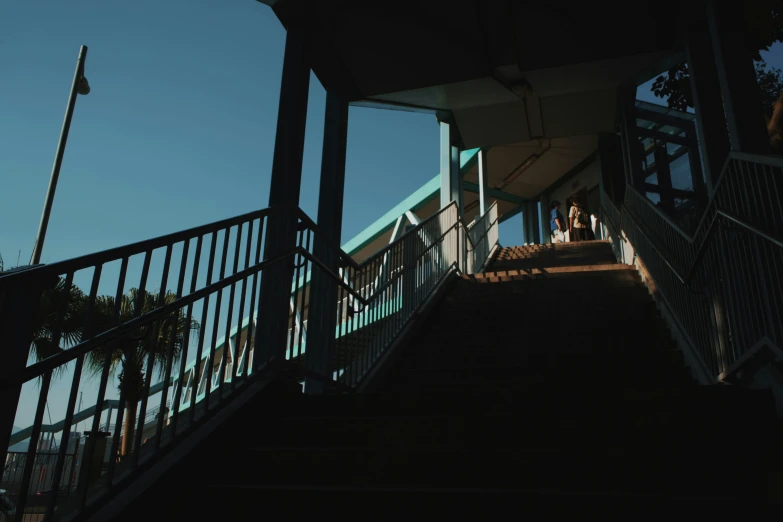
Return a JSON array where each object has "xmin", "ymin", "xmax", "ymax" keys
[{"xmin": 258, "ymin": 0, "xmax": 684, "ymax": 150}]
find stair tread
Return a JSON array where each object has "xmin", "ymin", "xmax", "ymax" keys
[{"xmin": 106, "ymin": 240, "xmax": 782, "ymax": 520}]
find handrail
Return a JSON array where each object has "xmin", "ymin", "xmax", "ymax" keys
[
  {"xmin": 354, "ymin": 202, "xmax": 459, "ymax": 268},
  {"xmin": 2, "ymin": 245, "xmax": 366, "ymax": 389},
  {"xmin": 598, "ymin": 203, "xmax": 625, "ymax": 243},
  {"xmin": 624, "ymin": 183, "xmax": 696, "ymax": 241},
  {"xmin": 599, "ymin": 152, "xmax": 783, "ymax": 382},
  {"xmin": 625, "ymin": 150, "xmax": 783, "ymax": 247},
  {"xmin": 361, "ymin": 222, "xmax": 461, "ymax": 300},
  {"xmin": 618, "ymin": 207, "xmax": 688, "ymax": 285},
  {"xmin": 619, "ymin": 195, "xmax": 783, "ymax": 286},
  {"xmin": 0, "ymin": 206, "xmax": 283, "ymax": 283},
  {"xmin": 717, "ymin": 209, "xmax": 783, "ymax": 249},
  {"xmin": 460, "ymin": 201, "xmax": 499, "ymax": 252}
]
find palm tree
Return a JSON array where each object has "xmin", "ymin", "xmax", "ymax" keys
[
  {"xmin": 86, "ymin": 288, "xmax": 199, "ymax": 458},
  {"xmin": 29, "ymin": 277, "xmax": 87, "ymax": 363}
]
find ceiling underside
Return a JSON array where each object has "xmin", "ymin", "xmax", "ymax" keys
[
  {"xmin": 264, "ymin": 0, "xmax": 683, "ymax": 97},
  {"xmin": 464, "ymin": 134, "xmax": 599, "ymax": 199},
  {"xmin": 261, "ymin": 0, "xmax": 682, "ymax": 149}
]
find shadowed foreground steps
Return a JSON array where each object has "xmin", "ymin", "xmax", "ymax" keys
[{"xmin": 112, "ymin": 241, "xmax": 783, "ymax": 519}]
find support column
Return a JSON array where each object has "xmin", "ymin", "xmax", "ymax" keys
[
  {"xmin": 452, "ymin": 145, "xmax": 463, "ymax": 219},
  {"xmin": 618, "ymin": 86, "xmax": 643, "ymax": 187},
  {"xmin": 533, "ymin": 199, "xmax": 542, "ymax": 245},
  {"xmin": 478, "ymin": 149, "xmax": 489, "ymax": 216},
  {"xmin": 706, "ymin": 0, "xmax": 769, "ymax": 154},
  {"xmin": 256, "ymin": 26, "xmax": 311, "ymax": 371},
  {"xmin": 598, "ymin": 134, "xmax": 626, "ymax": 206},
  {"xmin": 524, "ymin": 202, "xmax": 540, "ymax": 244},
  {"xmin": 538, "ymin": 197, "xmax": 550, "ymax": 244},
  {"xmin": 686, "ymin": 19, "xmax": 730, "ymax": 192},
  {"xmin": 439, "ymin": 120, "xmax": 460, "ymax": 266},
  {"xmin": 440, "ymin": 121, "xmax": 454, "ymax": 209},
  {"xmin": 305, "ymin": 90, "xmax": 349, "ymax": 391},
  {"xmin": 654, "ymin": 141, "xmax": 676, "ymax": 213}
]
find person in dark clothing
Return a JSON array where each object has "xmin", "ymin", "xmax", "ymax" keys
[
  {"xmin": 569, "ymin": 198, "xmax": 590, "ymax": 242},
  {"xmin": 549, "ymin": 200, "xmax": 566, "ymax": 243}
]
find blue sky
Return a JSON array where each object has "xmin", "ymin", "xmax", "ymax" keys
[
  {"xmin": 3, "ymin": 1, "xmax": 783, "ymax": 268},
  {"xmin": 4, "ymin": 1, "xmax": 783, "ymax": 430}
]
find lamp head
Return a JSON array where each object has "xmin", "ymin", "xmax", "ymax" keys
[{"xmin": 77, "ymin": 76, "xmax": 90, "ymax": 95}]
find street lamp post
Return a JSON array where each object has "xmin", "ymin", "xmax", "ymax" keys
[{"xmin": 30, "ymin": 45, "xmax": 91, "ymax": 265}]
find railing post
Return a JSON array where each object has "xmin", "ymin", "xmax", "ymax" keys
[
  {"xmin": 305, "ymin": 90, "xmax": 349, "ymax": 392},
  {"xmin": 478, "ymin": 149, "xmax": 489, "ymax": 216},
  {"xmin": 439, "ymin": 120, "xmax": 454, "ymax": 210},
  {"xmin": 256, "ymin": 24, "xmax": 311, "ymax": 372},
  {"xmin": 0, "ymin": 270, "xmax": 56, "ymax": 471},
  {"xmin": 402, "ymin": 231, "xmax": 417, "ymax": 320}
]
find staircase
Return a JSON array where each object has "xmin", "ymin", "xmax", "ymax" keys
[{"xmin": 109, "ymin": 241, "xmax": 781, "ymax": 520}]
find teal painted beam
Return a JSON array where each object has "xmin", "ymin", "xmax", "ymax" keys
[
  {"xmin": 463, "ymin": 182, "xmax": 526, "ymax": 205},
  {"xmin": 341, "ymin": 175, "xmax": 440, "ymax": 256},
  {"xmin": 341, "ymin": 148, "xmax": 480, "ymax": 257}
]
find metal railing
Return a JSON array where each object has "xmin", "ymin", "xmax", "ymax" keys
[
  {"xmin": 0, "ymin": 199, "xmax": 497, "ymax": 521},
  {"xmin": 329, "ymin": 203, "xmax": 464, "ymax": 386},
  {"xmin": 599, "ymin": 152, "xmax": 783, "ymax": 379},
  {"xmin": 463, "ymin": 203, "xmax": 500, "ymax": 275}
]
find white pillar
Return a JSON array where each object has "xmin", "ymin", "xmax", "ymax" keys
[
  {"xmin": 440, "ymin": 121, "xmax": 453, "ymax": 209},
  {"xmin": 478, "ymin": 149, "xmax": 489, "ymax": 216}
]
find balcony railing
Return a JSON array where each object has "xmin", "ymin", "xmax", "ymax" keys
[
  {"xmin": 0, "ymin": 200, "xmax": 497, "ymax": 521},
  {"xmin": 600, "ymin": 152, "xmax": 783, "ymax": 381}
]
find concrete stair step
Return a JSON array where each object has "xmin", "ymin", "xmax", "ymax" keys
[
  {"xmin": 417, "ymin": 320, "xmax": 673, "ymax": 340},
  {"xmin": 204, "ymin": 447, "xmax": 762, "ymax": 498},
  {"xmin": 392, "ymin": 358, "xmax": 693, "ymax": 383},
  {"xmin": 289, "ymin": 386, "xmax": 775, "ymax": 420},
  {"xmin": 249, "ymin": 398, "xmax": 773, "ymax": 450},
  {"xmin": 385, "ymin": 368, "xmax": 695, "ymax": 391},
  {"xmin": 396, "ymin": 348, "xmax": 686, "ymax": 370},
  {"xmin": 113, "ymin": 487, "xmax": 752, "ymax": 521}
]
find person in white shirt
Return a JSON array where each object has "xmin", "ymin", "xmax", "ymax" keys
[{"xmin": 569, "ymin": 198, "xmax": 589, "ymax": 242}]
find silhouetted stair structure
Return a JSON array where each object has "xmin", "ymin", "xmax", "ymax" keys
[{"xmin": 115, "ymin": 241, "xmax": 781, "ymax": 519}]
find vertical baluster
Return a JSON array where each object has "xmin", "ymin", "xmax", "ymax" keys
[
  {"xmin": 220, "ymin": 223, "xmax": 243, "ymax": 398},
  {"xmin": 360, "ymin": 263, "xmax": 370, "ymax": 377},
  {"xmin": 102, "ymin": 256, "xmax": 135, "ymax": 489},
  {"xmin": 170, "ymin": 236, "xmax": 198, "ymax": 439},
  {"xmin": 289, "ymin": 228, "xmax": 304, "ymax": 364},
  {"xmin": 127, "ymin": 249, "xmax": 160, "ymax": 469},
  {"xmin": 230, "ymin": 220, "xmax": 255, "ymax": 389},
  {"xmin": 15, "ymin": 271, "xmax": 71, "ymax": 520},
  {"xmin": 151, "ymin": 244, "xmax": 183, "ymax": 453},
  {"xmin": 397, "ymin": 239, "xmax": 403, "ymax": 330},
  {"xmin": 206, "ymin": 228, "xmax": 231, "ymax": 409},
  {"xmin": 252, "ymin": 216, "xmax": 272, "ymax": 375},
  {"xmin": 378, "ymin": 254, "xmax": 385, "ymax": 355},
  {"xmin": 297, "ymin": 228, "xmax": 311, "ymax": 369},
  {"xmin": 245, "ymin": 217, "xmax": 265, "ymax": 378},
  {"xmin": 44, "ymin": 266, "xmax": 102, "ymax": 518},
  {"xmin": 347, "ymin": 267, "xmax": 358, "ymax": 385},
  {"xmin": 335, "ymin": 265, "xmax": 346, "ymax": 384},
  {"xmin": 747, "ymin": 170, "xmax": 778, "ymax": 344},
  {"xmin": 741, "ymin": 166, "xmax": 763, "ymax": 343},
  {"xmin": 190, "ymin": 233, "xmax": 218, "ymax": 426}
]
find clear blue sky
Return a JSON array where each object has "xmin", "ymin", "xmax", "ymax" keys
[
  {"xmin": 3, "ymin": 1, "xmax": 783, "ymax": 267},
  {"xmin": 4, "ymin": 1, "xmax": 783, "ymax": 430},
  {"xmin": 0, "ymin": 0, "xmax": 452, "ymax": 270}
]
